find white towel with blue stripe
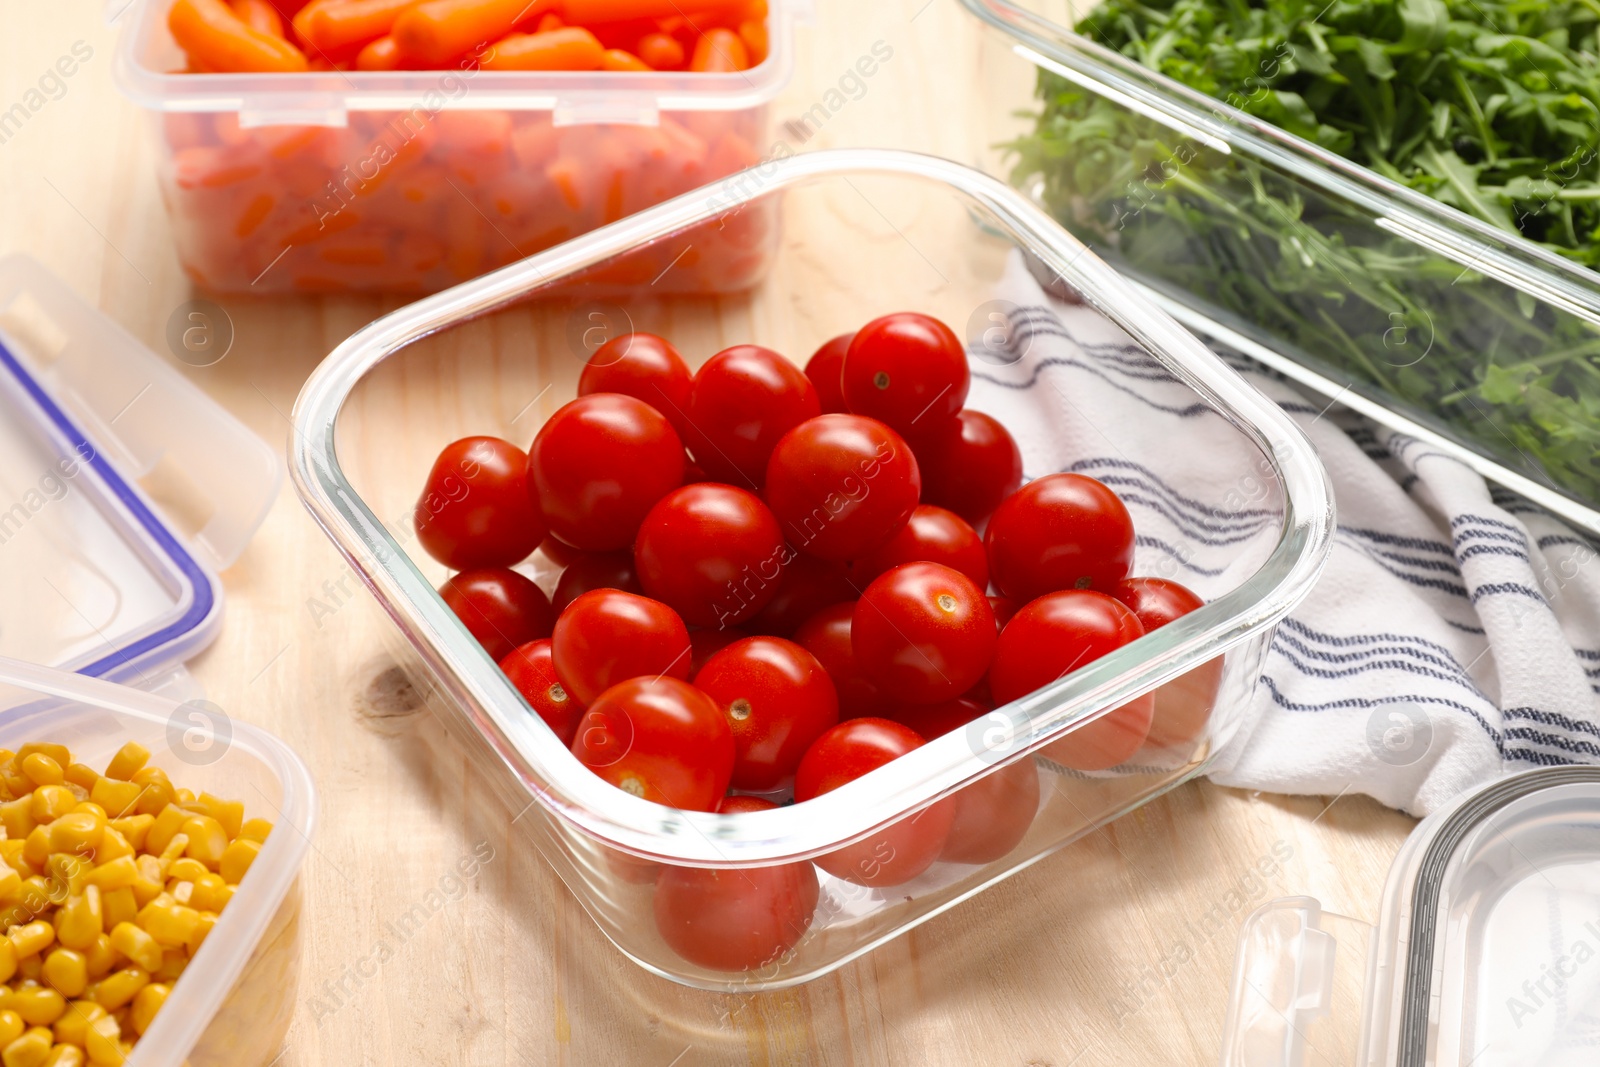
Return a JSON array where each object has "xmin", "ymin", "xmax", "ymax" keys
[{"xmin": 982, "ymin": 254, "xmax": 1600, "ymax": 816}]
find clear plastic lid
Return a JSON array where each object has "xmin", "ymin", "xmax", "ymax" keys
[
  {"xmin": 1223, "ymin": 766, "xmax": 1600, "ymax": 1066},
  {"xmin": 0, "ymin": 255, "xmax": 279, "ymax": 689}
]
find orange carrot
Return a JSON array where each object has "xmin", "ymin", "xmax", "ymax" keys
[
  {"xmin": 481, "ymin": 26, "xmax": 603, "ymax": 69},
  {"xmin": 393, "ymin": 0, "xmax": 555, "ymax": 65},
  {"xmin": 600, "ymin": 48, "xmax": 651, "ymax": 71},
  {"xmin": 562, "ymin": 0, "xmax": 728, "ymax": 22},
  {"xmin": 301, "ymin": 0, "xmax": 419, "ymax": 54},
  {"xmin": 736, "ymin": 17, "xmax": 765, "ymax": 64},
  {"xmin": 688, "ymin": 27, "xmax": 746, "ymax": 72},
  {"xmin": 355, "ymin": 33, "xmax": 408, "ymax": 68},
  {"xmin": 536, "ymin": 11, "xmax": 563, "ymax": 30},
  {"xmin": 170, "ymin": 0, "xmax": 310, "ymax": 72},
  {"xmin": 231, "ymin": 0, "xmax": 285, "ymax": 36},
  {"xmin": 635, "ymin": 31, "xmax": 682, "ymax": 69}
]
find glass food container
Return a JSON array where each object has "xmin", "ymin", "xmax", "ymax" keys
[
  {"xmin": 113, "ymin": 0, "xmax": 798, "ymax": 296},
  {"xmin": 288, "ymin": 147, "xmax": 1334, "ymax": 990},
  {"xmin": 962, "ymin": 0, "xmax": 1600, "ymax": 537}
]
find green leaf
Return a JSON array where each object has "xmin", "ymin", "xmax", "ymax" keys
[{"xmin": 1396, "ymin": 0, "xmax": 1449, "ymax": 53}]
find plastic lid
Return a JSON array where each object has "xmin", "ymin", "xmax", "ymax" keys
[
  {"xmin": 0, "ymin": 255, "xmax": 279, "ymax": 690},
  {"xmin": 1222, "ymin": 766, "xmax": 1600, "ymax": 1066}
]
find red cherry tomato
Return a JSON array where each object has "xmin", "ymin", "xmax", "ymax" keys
[
  {"xmin": 570, "ymin": 676, "xmax": 733, "ymax": 811},
  {"xmin": 988, "ymin": 596, "xmax": 1019, "ymax": 631},
  {"xmin": 653, "ymin": 795, "xmax": 821, "ymax": 972},
  {"xmin": 850, "ymin": 505, "xmax": 989, "ymax": 589},
  {"xmin": 941, "ymin": 757, "xmax": 1040, "ymax": 865},
  {"xmin": 439, "ymin": 568, "xmax": 556, "ymax": 662},
  {"xmin": 551, "ymin": 589, "xmax": 692, "ymax": 705},
  {"xmin": 985, "ymin": 473, "xmax": 1136, "ymax": 601},
  {"xmin": 1113, "ymin": 577, "xmax": 1221, "ymax": 760},
  {"xmin": 793, "ymin": 602, "xmax": 883, "ymax": 718},
  {"xmin": 764, "ymin": 414, "xmax": 921, "ymax": 562},
  {"xmin": 689, "ymin": 627, "xmax": 748, "ymax": 675},
  {"xmin": 852, "ymin": 563, "xmax": 996, "ymax": 705},
  {"xmin": 988, "ymin": 590, "xmax": 1153, "ymax": 771},
  {"xmin": 793, "ymin": 718, "xmax": 954, "ymax": 887},
  {"xmin": 633, "ymin": 484, "xmax": 786, "ymax": 628},
  {"xmin": 804, "ymin": 333, "xmax": 853, "ymax": 414},
  {"xmin": 916, "ymin": 410, "xmax": 1023, "ymax": 523},
  {"xmin": 527, "ymin": 394, "xmax": 685, "ymax": 551},
  {"xmin": 499, "ymin": 639, "xmax": 583, "ymax": 744},
  {"xmin": 414, "ymin": 436, "xmax": 546, "ymax": 570},
  {"xmin": 578, "ymin": 332, "xmax": 694, "ymax": 439},
  {"xmin": 747, "ymin": 552, "xmax": 858, "ymax": 636},
  {"xmin": 841, "ymin": 313, "xmax": 968, "ymax": 441},
  {"xmin": 879, "ymin": 695, "xmax": 989, "ymax": 740},
  {"xmin": 552, "ymin": 551, "xmax": 643, "ymax": 613},
  {"xmin": 539, "ymin": 535, "xmax": 586, "ymax": 568},
  {"xmin": 694, "ymin": 636, "xmax": 840, "ymax": 791},
  {"xmin": 683, "ymin": 345, "xmax": 819, "ymax": 488}
]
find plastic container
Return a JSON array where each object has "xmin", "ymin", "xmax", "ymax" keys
[
  {"xmin": 1222, "ymin": 765, "xmax": 1600, "ymax": 1066},
  {"xmin": 962, "ymin": 0, "xmax": 1600, "ymax": 537},
  {"xmin": 113, "ymin": 0, "xmax": 796, "ymax": 295},
  {"xmin": 289, "ymin": 147, "xmax": 1334, "ymax": 990}
]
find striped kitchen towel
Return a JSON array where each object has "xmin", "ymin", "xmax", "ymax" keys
[{"xmin": 979, "ymin": 253, "xmax": 1600, "ymax": 816}]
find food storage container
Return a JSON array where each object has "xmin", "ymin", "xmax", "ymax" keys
[
  {"xmin": 289, "ymin": 147, "xmax": 1334, "ymax": 990},
  {"xmin": 1222, "ymin": 765, "xmax": 1600, "ymax": 1066},
  {"xmin": 962, "ymin": 0, "xmax": 1600, "ymax": 537},
  {"xmin": 112, "ymin": 0, "xmax": 798, "ymax": 295}
]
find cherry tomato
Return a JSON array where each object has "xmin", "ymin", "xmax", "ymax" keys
[
  {"xmin": 804, "ymin": 333, "xmax": 853, "ymax": 414},
  {"xmin": 988, "ymin": 590, "xmax": 1153, "ymax": 771},
  {"xmin": 746, "ymin": 552, "xmax": 858, "ymax": 636},
  {"xmin": 415, "ymin": 436, "xmax": 546, "ymax": 570},
  {"xmin": 941, "ymin": 757, "xmax": 1040, "ymax": 865},
  {"xmin": 989, "ymin": 596, "xmax": 1019, "ymax": 631},
  {"xmin": 764, "ymin": 414, "xmax": 920, "ymax": 562},
  {"xmin": 633, "ymin": 484, "xmax": 786, "ymax": 628},
  {"xmin": 439, "ymin": 568, "xmax": 556, "ymax": 662},
  {"xmin": 793, "ymin": 602, "xmax": 883, "ymax": 718},
  {"xmin": 570, "ymin": 676, "xmax": 733, "ymax": 811},
  {"xmin": 683, "ymin": 345, "xmax": 819, "ymax": 487},
  {"xmin": 850, "ymin": 505, "xmax": 989, "ymax": 589},
  {"xmin": 852, "ymin": 563, "xmax": 995, "ymax": 705},
  {"xmin": 690, "ymin": 626, "xmax": 748, "ymax": 675},
  {"xmin": 916, "ymin": 410, "xmax": 1023, "ymax": 523},
  {"xmin": 879, "ymin": 695, "xmax": 989, "ymax": 740},
  {"xmin": 985, "ymin": 473, "xmax": 1135, "ymax": 601},
  {"xmin": 499, "ymin": 639, "xmax": 583, "ymax": 744},
  {"xmin": 653, "ymin": 795, "xmax": 821, "ymax": 971},
  {"xmin": 552, "ymin": 551, "xmax": 643, "ymax": 613},
  {"xmin": 694, "ymin": 636, "xmax": 840, "ymax": 791},
  {"xmin": 527, "ymin": 394, "xmax": 685, "ymax": 551},
  {"xmin": 841, "ymin": 313, "xmax": 968, "ymax": 441},
  {"xmin": 551, "ymin": 589, "xmax": 692, "ymax": 705},
  {"xmin": 1113, "ymin": 577, "xmax": 1221, "ymax": 759},
  {"xmin": 578, "ymin": 332, "xmax": 694, "ymax": 439},
  {"xmin": 539, "ymin": 535, "xmax": 586, "ymax": 568},
  {"xmin": 793, "ymin": 718, "xmax": 954, "ymax": 887}
]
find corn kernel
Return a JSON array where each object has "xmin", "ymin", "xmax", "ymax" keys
[
  {"xmin": 81, "ymin": 783, "xmax": 134, "ymax": 825},
  {"xmin": 46, "ymin": 816, "xmax": 100, "ymax": 861},
  {"xmin": 52, "ymin": 892, "xmax": 99, "ymax": 954},
  {"xmin": 40, "ymin": 951, "xmax": 86, "ymax": 999},
  {"xmin": 163, "ymin": 860, "xmax": 205, "ymax": 886},
  {"xmin": 239, "ymin": 819, "xmax": 272, "ymax": 843},
  {"xmin": 140, "ymin": 811, "xmax": 184, "ymax": 861},
  {"xmin": 167, "ymin": 882, "xmax": 191, "ymax": 907},
  {"xmin": 26, "ymin": 791, "xmax": 73, "ymax": 827},
  {"xmin": 81, "ymin": 861, "xmax": 133, "ymax": 896},
  {"xmin": 106, "ymin": 926, "xmax": 159, "ymax": 976},
  {"xmin": 81, "ymin": 936, "xmax": 113, "ymax": 984},
  {"xmin": 0, "ymin": 801, "xmax": 33, "ymax": 844},
  {"xmin": 8, "ymin": 924, "xmax": 52, "ymax": 960},
  {"xmin": 9, "ymin": 987, "xmax": 63, "ymax": 1027},
  {"xmin": 0, "ymin": 1011, "xmax": 19, "ymax": 1046},
  {"xmin": 42, "ymin": 1045, "xmax": 82, "ymax": 1067},
  {"xmin": 43, "ymin": 859, "xmax": 87, "ymax": 903},
  {"xmin": 62, "ymin": 766, "xmax": 97, "ymax": 795},
  {"xmin": 100, "ymin": 748, "xmax": 146, "ymax": 785},
  {"xmin": 150, "ymin": 953, "xmax": 185, "ymax": 984},
  {"xmin": 1, "ymin": 1026, "xmax": 52, "ymax": 1067},
  {"xmin": 83, "ymin": 1016, "xmax": 123, "ymax": 1066},
  {"xmin": 14, "ymin": 749, "xmax": 69, "ymax": 774},
  {"xmin": 126, "ymin": 861, "xmax": 161, "ymax": 911},
  {"xmin": 171, "ymin": 790, "xmax": 193, "ymax": 805},
  {"xmin": 100, "ymin": 821, "xmax": 146, "ymax": 857},
  {"xmin": 134, "ymin": 901, "xmax": 197, "ymax": 951},
  {"xmin": 125, "ymin": 772, "xmax": 170, "ymax": 821},
  {"xmin": 0, "ymin": 938, "xmax": 16, "ymax": 984},
  {"xmin": 218, "ymin": 839, "xmax": 259, "ymax": 886},
  {"xmin": 90, "ymin": 970, "xmax": 145, "ymax": 1013},
  {"xmin": 51, "ymin": 1000, "xmax": 103, "ymax": 1046},
  {"xmin": 0, "ymin": 869, "xmax": 21, "ymax": 905},
  {"xmin": 195, "ymin": 795, "xmax": 242, "ymax": 840},
  {"xmin": 126, "ymin": 984, "xmax": 165, "ymax": 1038},
  {"xmin": 17, "ymin": 759, "xmax": 61, "ymax": 791},
  {"xmin": 16, "ymin": 958, "xmax": 41, "ymax": 983},
  {"xmin": 179, "ymin": 818, "xmax": 225, "ymax": 869},
  {"xmin": 188, "ymin": 875, "xmax": 227, "ymax": 915},
  {"xmin": 96, "ymin": 890, "xmax": 134, "ymax": 940},
  {"xmin": 69, "ymin": 803, "xmax": 105, "ymax": 823},
  {"xmin": 19, "ymin": 832, "xmax": 48, "ymax": 873}
]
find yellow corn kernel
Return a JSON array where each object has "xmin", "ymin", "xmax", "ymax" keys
[
  {"xmin": 9, "ymin": 986, "xmax": 63, "ymax": 1027},
  {"xmin": 134, "ymin": 900, "xmax": 197, "ymax": 950},
  {"xmin": 81, "ymin": 936, "xmax": 113, "ymax": 983},
  {"xmin": 218, "ymin": 839, "xmax": 259, "ymax": 886},
  {"xmin": 42, "ymin": 1045, "xmax": 82, "ymax": 1067},
  {"xmin": 151, "ymin": 953, "xmax": 185, "ymax": 984},
  {"xmin": 52, "ymin": 891, "xmax": 99, "ymax": 953},
  {"xmin": 238, "ymin": 819, "xmax": 272, "ymax": 843},
  {"xmin": 126, "ymin": 983, "xmax": 165, "ymax": 1038},
  {"xmin": 51, "ymin": 1000, "xmax": 103, "ymax": 1046},
  {"xmin": 163, "ymin": 859, "xmax": 205, "ymax": 886},
  {"xmin": 87, "ymin": 833, "xmax": 128, "ymax": 870},
  {"xmin": 179, "ymin": 817, "xmax": 225, "ymax": 868},
  {"xmin": 0, "ymin": 868, "xmax": 21, "ymax": 905},
  {"xmin": 90, "ymin": 970, "xmax": 145, "ymax": 1013},
  {"xmin": 47, "ymin": 814, "xmax": 104, "ymax": 861},
  {"xmin": 1, "ymin": 1026, "xmax": 52, "ymax": 1067},
  {"xmin": 187, "ymin": 874, "xmax": 227, "ymax": 914},
  {"xmin": 140, "ymin": 810, "xmax": 185, "ymax": 860},
  {"xmin": 15, "ymin": 748, "xmax": 69, "ymax": 773},
  {"xmin": 81, "ymin": 783, "xmax": 134, "ymax": 825},
  {"xmin": 40, "ymin": 951, "xmax": 85, "ymax": 1000},
  {"xmin": 196, "ymin": 795, "xmax": 243, "ymax": 840},
  {"xmin": 26, "ymin": 790, "xmax": 74, "ymax": 827},
  {"xmin": 126, "ymin": 772, "xmax": 170, "ymax": 820},
  {"xmin": 17, "ymin": 758, "xmax": 61, "ymax": 790},
  {"xmin": 0, "ymin": 801, "xmax": 33, "ymax": 844},
  {"xmin": 171, "ymin": 790, "xmax": 193, "ymax": 805},
  {"xmin": 0, "ymin": 1012, "xmax": 17, "ymax": 1046},
  {"xmin": 19, "ymin": 832, "xmax": 48, "ymax": 873},
  {"xmin": 105, "ymin": 926, "xmax": 159, "ymax": 976},
  {"xmin": 0, "ymin": 938, "xmax": 16, "ymax": 984},
  {"xmin": 100, "ymin": 747, "xmax": 146, "ymax": 785},
  {"xmin": 82, "ymin": 860, "xmax": 134, "ymax": 895},
  {"xmin": 8, "ymin": 924, "xmax": 52, "ymax": 960},
  {"xmin": 100, "ymin": 820, "xmax": 147, "ymax": 859},
  {"xmin": 83, "ymin": 1016, "xmax": 123, "ymax": 1066},
  {"xmin": 42, "ymin": 859, "xmax": 87, "ymax": 904},
  {"xmin": 187, "ymin": 911, "xmax": 217, "ymax": 956},
  {"xmin": 62, "ymin": 765, "xmax": 97, "ymax": 795},
  {"xmin": 126, "ymin": 860, "xmax": 161, "ymax": 910},
  {"xmin": 166, "ymin": 882, "xmax": 192, "ymax": 907},
  {"xmin": 97, "ymin": 890, "xmax": 134, "ymax": 937},
  {"xmin": 68, "ymin": 803, "xmax": 105, "ymax": 822}
]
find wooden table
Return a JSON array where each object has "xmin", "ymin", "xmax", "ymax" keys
[{"xmin": 1, "ymin": 4, "xmax": 1415, "ymax": 1064}]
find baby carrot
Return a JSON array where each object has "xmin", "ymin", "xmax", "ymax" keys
[
  {"xmin": 356, "ymin": 34, "xmax": 408, "ymax": 68},
  {"xmin": 231, "ymin": 0, "xmax": 285, "ymax": 37},
  {"xmin": 635, "ymin": 31, "xmax": 683, "ymax": 69},
  {"xmin": 481, "ymin": 26, "xmax": 604, "ymax": 69},
  {"xmin": 393, "ymin": 0, "xmax": 555, "ymax": 65},
  {"xmin": 561, "ymin": 0, "xmax": 729, "ymax": 22},
  {"xmin": 689, "ymin": 27, "xmax": 746, "ymax": 71},
  {"xmin": 737, "ymin": 18, "xmax": 765, "ymax": 64},
  {"xmin": 536, "ymin": 11, "xmax": 563, "ymax": 30},
  {"xmin": 170, "ymin": 0, "xmax": 310, "ymax": 72},
  {"xmin": 301, "ymin": 0, "xmax": 419, "ymax": 54},
  {"xmin": 600, "ymin": 48, "xmax": 651, "ymax": 71}
]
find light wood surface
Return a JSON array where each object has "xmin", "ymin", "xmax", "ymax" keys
[{"xmin": 0, "ymin": 4, "xmax": 1415, "ymax": 1064}]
